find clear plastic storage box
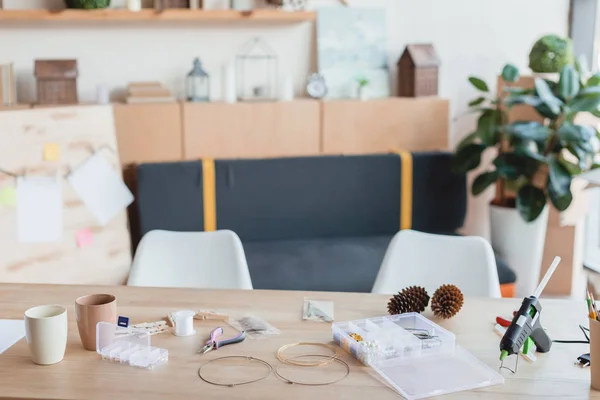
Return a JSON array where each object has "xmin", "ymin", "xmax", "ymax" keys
[
  {"xmin": 96, "ymin": 322, "xmax": 168, "ymax": 370},
  {"xmin": 332, "ymin": 313, "xmax": 503, "ymax": 399}
]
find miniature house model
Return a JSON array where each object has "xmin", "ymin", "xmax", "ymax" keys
[
  {"xmin": 397, "ymin": 44, "xmax": 440, "ymax": 97},
  {"xmin": 35, "ymin": 59, "xmax": 79, "ymax": 105}
]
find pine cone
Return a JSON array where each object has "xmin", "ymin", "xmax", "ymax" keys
[
  {"xmin": 387, "ymin": 286, "xmax": 430, "ymax": 315},
  {"xmin": 431, "ymin": 284, "xmax": 464, "ymax": 319}
]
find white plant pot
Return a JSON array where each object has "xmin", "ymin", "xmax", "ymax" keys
[
  {"xmin": 358, "ymin": 87, "xmax": 369, "ymax": 101},
  {"xmin": 489, "ymin": 204, "xmax": 549, "ymax": 297}
]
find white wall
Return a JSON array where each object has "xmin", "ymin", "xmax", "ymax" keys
[{"xmin": 0, "ymin": 0, "xmax": 570, "ymax": 236}]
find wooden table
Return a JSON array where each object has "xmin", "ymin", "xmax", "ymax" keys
[{"xmin": 0, "ymin": 283, "xmax": 596, "ymax": 399}]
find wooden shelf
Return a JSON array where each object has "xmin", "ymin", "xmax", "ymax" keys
[{"xmin": 0, "ymin": 9, "xmax": 316, "ymax": 22}]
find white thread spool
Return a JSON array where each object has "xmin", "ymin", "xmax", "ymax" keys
[{"xmin": 172, "ymin": 310, "xmax": 196, "ymax": 337}]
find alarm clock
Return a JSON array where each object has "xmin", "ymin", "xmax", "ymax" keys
[{"xmin": 306, "ymin": 73, "xmax": 328, "ymax": 99}]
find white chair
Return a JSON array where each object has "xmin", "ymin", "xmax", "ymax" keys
[
  {"xmin": 372, "ymin": 230, "xmax": 501, "ymax": 297},
  {"xmin": 127, "ymin": 230, "xmax": 253, "ymax": 290}
]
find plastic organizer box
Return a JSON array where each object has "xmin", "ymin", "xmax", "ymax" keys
[
  {"xmin": 332, "ymin": 313, "xmax": 503, "ymax": 400},
  {"xmin": 96, "ymin": 322, "xmax": 168, "ymax": 370}
]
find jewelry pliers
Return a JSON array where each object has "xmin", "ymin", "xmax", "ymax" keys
[{"xmin": 198, "ymin": 327, "xmax": 246, "ymax": 354}]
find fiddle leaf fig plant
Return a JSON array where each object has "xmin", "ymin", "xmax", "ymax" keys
[{"xmin": 453, "ymin": 64, "xmax": 600, "ymax": 222}]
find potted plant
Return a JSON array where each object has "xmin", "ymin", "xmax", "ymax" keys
[
  {"xmin": 356, "ymin": 75, "xmax": 370, "ymax": 101},
  {"xmin": 453, "ymin": 63, "xmax": 600, "ymax": 296},
  {"xmin": 65, "ymin": 0, "xmax": 111, "ymax": 9}
]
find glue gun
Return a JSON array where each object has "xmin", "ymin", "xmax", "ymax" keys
[
  {"xmin": 499, "ymin": 296, "xmax": 552, "ymax": 361},
  {"xmin": 499, "ymin": 256, "xmax": 561, "ymax": 362}
]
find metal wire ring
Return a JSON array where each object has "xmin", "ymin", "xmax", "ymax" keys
[
  {"xmin": 276, "ymin": 342, "xmax": 339, "ymax": 366},
  {"xmin": 198, "ymin": 356, "xmax": 273, "ymax": 387},
  {"xmin": 275, "ymin": 354, "xmax": 350, "ymax": 386}
]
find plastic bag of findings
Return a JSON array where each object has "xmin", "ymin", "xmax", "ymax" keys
[{"xmin": 227, "ymin": 315, "xmax": 281, "ymax": 339}]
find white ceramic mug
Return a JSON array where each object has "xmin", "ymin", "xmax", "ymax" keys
[{"xmin": 24, "ymin": 305, "xmax": 68, "ymax": 365}]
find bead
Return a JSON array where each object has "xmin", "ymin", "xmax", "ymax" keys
[{"xmin": 349, "ymin": 333, "xmax": 363, "ymax": 342}]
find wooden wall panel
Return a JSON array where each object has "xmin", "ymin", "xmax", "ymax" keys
[
  {"xmin": 321, "ymin": 97, "xmax": 449, "ymax": 154},
  {"xmin": 113, "ymin": 102, "xmax": 183, "ymax": 165},
  {"xmin": 183, "ymin": 100, "xmax": 321, "ymax": 159}
]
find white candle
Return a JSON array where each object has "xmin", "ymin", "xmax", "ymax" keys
[
  {"xmin": 127, "ymin": 0, "xmax": 142, "ymax": 11},
  {"xmin": 222, "ymin": 62, "xmax": 237, "ymax": 104}
]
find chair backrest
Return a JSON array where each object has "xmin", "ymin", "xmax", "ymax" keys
[
  {"xmin": 372, "ymin": 230, "xmax": 501, "ymax": 297},
  {"xmin": 127, "ymin": 230, "xmax": 253, "ymax": 290}
]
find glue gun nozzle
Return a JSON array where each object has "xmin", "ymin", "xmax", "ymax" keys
[{"xmin": 500, "ymin": 350, "xmax": 508, "ymax": 361}]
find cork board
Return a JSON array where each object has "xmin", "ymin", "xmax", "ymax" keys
[{"xmin": 0, "ymin": 105, "xmax": 132, "ymax": 284}]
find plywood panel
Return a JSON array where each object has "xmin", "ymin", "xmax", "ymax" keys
[
  {"xmin": 321, "ymin": 97, "xmax": 449, "ymax": 154},
  {"xmin": 0, "ymin": 106, "xmax": 131, "ymax": 285},
  {"xmin": 113, "ymin": 103, "xmax": 183, "ymax": 165},
  {"xmin": 183, "ymin": 100, "xmax": 320, "ymax": 159}
]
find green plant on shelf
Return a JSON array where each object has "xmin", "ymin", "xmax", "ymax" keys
[
  {"xmin": 65, "ymin": 0, "xmax": 111, "ymax": 9},
  {"xmin": 356, "ymin": 76, "xmax": 370, "ymax": 88},
  {"xmin": 453, "ymin": 63, "xmax": 600, "ymax": 222}
]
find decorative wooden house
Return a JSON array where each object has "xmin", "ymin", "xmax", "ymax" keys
[
  {"xmin": 397, "ymin": 44, "xmax": 440, "ymax": 97},
  {"xmin": 35, "ymin": 60, "xmax": 78, "ymax": 105}
]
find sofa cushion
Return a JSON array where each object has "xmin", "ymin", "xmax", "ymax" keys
[
  {"xmin": 245, "ymin": 235, "xmax": 516, "ymax": 293},
  {"xmin": 245, "ymin": 236, "xmax": 392, "ymax": 293}
]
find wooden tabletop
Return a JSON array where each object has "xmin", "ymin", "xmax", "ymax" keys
[{"xmin": 0, "ymin": 283, "xmax": 597, "ymax": 399}]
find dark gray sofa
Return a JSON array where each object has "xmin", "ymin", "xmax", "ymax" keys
[{"xmin": 134, "ymin": 152, "xmax": 515, "ymax": 293}]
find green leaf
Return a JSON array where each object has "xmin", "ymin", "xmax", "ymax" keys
[
  {"xmin": 591, "ymin": 109, "xmax": 600, "ymax": 118},
  {"xmin": 548, "ymin": 184, "xmax": 573, "ymax": 212},
  {"xmin": 558, "ymin": 65, "xmax": 580, "ymax": 101},
  {"xmin": 516, "ymin": 184, "xmax": 547, "ymax": 222},
  {"xmin": 557, "ymin": 122, "xmax": 593, "ymax": 142},
  {"xmin": 456, "ymin": 131, "xmax": 479, "ymax": 150},
  {"xmin": 534, "ymin": 103, "xmax": 559, "ymax": 119},
  {"xmin": 569, "ymin": 92, "xmax": 600, "ymax": 112},
  {"xmin": 504, "ymin": 94, "xmax": 542, "ymax": 108},
  {"xmin": 501, "ymin": 64, "xmax": 520, "ymax": 83},
  {"xmin": 472, "ymin": 171, "xmax": 499, "ymax": 196},
  {"xmin": 476, "ymin": 109, "xmax": 498, "ymax": 145},
  {"xmin": 548, "ymin": 158, "xmax": 572, "ymax": 193},
  {"xmin": 547, "ymin": 158, "xmax": 573, "ymax": 212},
  {"xmin": 494, "ymin": 153, "xmax": 523, "ymax": 180},
  {"xmin": 505, "ymin": 121, "xmax": 551, "ymax": 141},
  {"xmin": 468, "ymin": 97, "xmax": 486, "ymax": 107},
  {"xmin": 452, "ymin": 143, "xmax": 485, "ymax": 173},
  {"xmin": 535, "ymin": 78, "xmax": 563, "ymax": 114},
  {"xmin": 513, "ymin": 139, "xmax": 547, "ymax": 162},
  {"xmin": 588, "ymin": 73, "xmax": 600, "ymax": 87},
  {"xmin": 468, "ymin": 77, "xmax": 489, "ymax": 92}
]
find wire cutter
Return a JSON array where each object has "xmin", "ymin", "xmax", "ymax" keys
[{"xmin": 198, "ymin": 327, "xmax": 246, "ymax": 354}]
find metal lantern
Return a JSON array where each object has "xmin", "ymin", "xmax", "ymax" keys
[
  {"xmin": 236, "ymin": 38, "xmax": 278, "ymax": 102},
  {"xmin": 186, "ymin": 58, "xmax": 210, "ymax": 102}
]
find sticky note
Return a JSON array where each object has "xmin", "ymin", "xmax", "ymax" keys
[
  {"xmin": 43, "ymin": 143, "xmax": 60, "ymax": 161},
  {"xmin": 68, "ymin": 154, "xmax": 134, "ymax": 226},
  {"xmin": 75, "ymin": 228, "xmax": 94, "ymax": 248},
  {"xmin": 0, "ymin": 186, "xmax": 17, "ymax": 206},
  {"xmin": 16, "ymin": 176, "xmax": 63, "ymax": 243}
]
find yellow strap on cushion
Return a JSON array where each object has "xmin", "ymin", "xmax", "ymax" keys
[
  {"xmin": 390, "ymin": 150, "xmax": 413, "ymax": 230},
  {"xmin": 202, "ymin": 158, "xmax": 217, "ymax": 232}
]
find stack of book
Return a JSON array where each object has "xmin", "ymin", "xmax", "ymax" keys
[
  {"xmin": 125, "ymin": 82, "xmax": 175, "ymax": 104},
  {"xmin": 1, "ymin": 63, "xmax": 17, "ymax": 107}
]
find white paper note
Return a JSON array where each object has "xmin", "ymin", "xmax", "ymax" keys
[
  {"xmin": 0, "ymin": 319, "xmax": 25, "ymax": 354},
  {"xmin": 17, "ymin": 176, "xmax": 63, "ymax": 243},
  {"xmin": 68, "ymin": 153, "xmax": 134, "ymax": 226}
]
